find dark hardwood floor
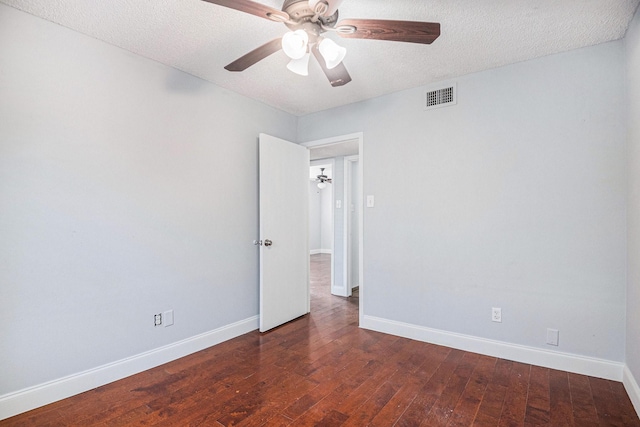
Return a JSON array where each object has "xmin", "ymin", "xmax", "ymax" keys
[{"xmin": 3, "ymin": 253, "xmax": 639, "ymax": 426}]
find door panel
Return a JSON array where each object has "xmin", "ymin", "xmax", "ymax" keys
[{"xmin": 259, "ymin": 134, "xmax": 310, "ymax": 332}]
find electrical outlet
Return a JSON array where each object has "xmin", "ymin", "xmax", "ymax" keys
[
  {"xmin": 154, "ymin": 313, "xmax": 162, "ymax": 327},
  {"xmin": 546, "ymin": 328, "xmax": 559, "ymax": 346},
  {"xmin": 492, "ymin": 307, "xmax": 502, "ymax": 323}
]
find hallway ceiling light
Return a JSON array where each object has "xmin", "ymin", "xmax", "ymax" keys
[{"xmin": 315, "ymin": 167, "xmax": 332, "ymax": 189}]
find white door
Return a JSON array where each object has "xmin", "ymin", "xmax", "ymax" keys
[{"xmin": 259, "ymin": 133, "xmax": 310, "ymax": 332}]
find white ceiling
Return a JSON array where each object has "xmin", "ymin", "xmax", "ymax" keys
[{"xmin": 3, "ymin": 0, "xmax": 638, "ymax": 116}]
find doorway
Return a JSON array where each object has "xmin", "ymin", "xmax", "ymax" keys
[
  {"xmin": 301, "ymin": 133, "xmax": 364, "ymax": 324},
  {"xmin": 309, "ymin": 161, "xmax": 335, "ymax": 293}
]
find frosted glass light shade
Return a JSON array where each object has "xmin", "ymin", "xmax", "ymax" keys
[
  {"xmin": 282, "ymin": 30, "xmax": 309, "ymax": 60},
  {"xmin": 317, "ymin": 182, "xmax": 327, "ymax": 189},
  {"xmin": 287, "ymin": 53, "xmax": 310, "ymax": 76},
  {"xmin": 318, "ymin": 38, "xmax": 346, "ymax": 69}
]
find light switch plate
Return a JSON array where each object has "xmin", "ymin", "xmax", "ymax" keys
[{"xmin": 366, "ymin": 195, "xmax": 375, "ymax": 208}]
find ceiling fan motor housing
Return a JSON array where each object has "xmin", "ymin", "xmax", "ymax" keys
[{"xmin": 282, "ymin": 0, "xmax": 339, "ymax": 31}]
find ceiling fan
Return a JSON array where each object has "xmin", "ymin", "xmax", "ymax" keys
[
  {"xmin": 315, "ymin": 167, "xmax": 332, "ymax": 189},
  {"xmin": 201, "ymin": 0, "xmax": 440, "ymax": 86}
]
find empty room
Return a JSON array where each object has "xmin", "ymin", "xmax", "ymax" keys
[{"xmin": 2, "ymin": 0, "xmax": 640, "ymax": 425}]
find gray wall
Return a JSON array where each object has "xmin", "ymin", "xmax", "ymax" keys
[
  {"xmin": 309, "ymin": 162, "xmax": 334, "ymax": 254},
  {"xmin": 320, "ymin": 180, "xmax": 333, "ymax": 251},
  {"xmin": 308, "ymin": 180, "xmax": 333, "ymax": 253},
  {"xmin": 298, "ymin": 41, "xmax": 627, "ymax": 361},
  {"xmin": 627, "ymin": 5, "xmax": 640, "ymax": 384},
  {"xmin": 0, "ymin": 5, "xmax": 296, "ymax": 395}
]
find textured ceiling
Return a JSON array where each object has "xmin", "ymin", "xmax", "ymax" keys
[{"xmin": 2, "ymin": 0, "xmax": 639, "ymax": 116}]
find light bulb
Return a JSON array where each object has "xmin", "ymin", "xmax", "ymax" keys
[
  {"xmin": 287, "ymin": 53, "xmax": 310, "ymax": 76},
  {"xmin": 282, "ymin": 30, "xmax": 309, "ymax": 60},
  {"xmin": 318, "ymin": 38, "xmax": 346, "ymax": 69}
]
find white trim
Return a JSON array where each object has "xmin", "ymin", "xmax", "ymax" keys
[
  {"xmin": 309, "ymin": 249, "xmax": 332, "ymax": 255},
  {"xmin": 624, "ymin": 365, "xmax": 640, "ymax": 417},
  {"xmin": 361, "ymin": 315, "xmax": 624, "ymax": 381},
  {"xmin": 344, "ymin": 155, "xmax": 359, "ymax": 297},
  {"xmin": 357, "ymin": 135, "xmax": 363, "ymax": 325},
  {"xmin": 0, "ymin": 316, "xmax": 259, "ymax": 421},
  {"xmin": 300, "ymin": 133, "xmax": 362, "ymax": 149},
  {"xmin": 342, "ymin": 158, "xmax": 349, "ymax": 295}
]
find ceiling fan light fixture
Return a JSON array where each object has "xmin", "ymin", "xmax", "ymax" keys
[
  {"xmin": 282, "ymin": 30, "xmax": 309, "ymax": 59},
  {"xmin": 318, "ymin": 38, "xmax": 346, "ymax": 69},
  {"xmin": 308, "ymin": 0, "xmax": 328, "ymax": 15},
  {"xmin": 287, "ymin": 52, "xmax": 310, "ymax": 76},
  {"xmin": 308, "ymin": 0, "xmax": 343, "ymax": 17},
  {"xmin": 317, "ymin": 182, "xmax": 327, "ymax": 189}
]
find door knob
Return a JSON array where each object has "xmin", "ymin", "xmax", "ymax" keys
[{"xmin": 264, "ymin": 239, "xmax": 273, "ymax": 247}]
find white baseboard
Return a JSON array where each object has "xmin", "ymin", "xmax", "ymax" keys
[
  {"xmin": 624, "ymin": 365, "xmax": 640, "ymax": 417},
  {"xmin": 361, "ymin": 315, "xmax": 624, "ymax": 381},
  {"xmin": 0, "ymin": 315, "xmax": 259, "ymax": 421}
]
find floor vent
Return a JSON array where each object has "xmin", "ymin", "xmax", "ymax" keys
[{"xmin": 425, "ymin": 84, "xmax": 456, "ymax": 110}]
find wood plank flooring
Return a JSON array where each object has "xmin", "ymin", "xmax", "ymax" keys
[{"xmin": 3, "ymin": 254, "xmax": 639, "ymax": 426}]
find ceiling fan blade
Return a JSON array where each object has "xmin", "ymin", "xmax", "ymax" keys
[
  {"xmin": 201, "ymin": 0, "xmax": 289, "ymax": 22},
  {"xmin": 224, "ymin": 38, "xmax": 282, "ymax": 72},
  {"xmin": 336, "ymin": 19, "xmax": 440, "ymax": 44},
  {"xmin": 312, "ymin": 45, "xmax": 352, "ymax": 87}
]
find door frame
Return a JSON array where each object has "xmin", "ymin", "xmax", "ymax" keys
[
  {"xmin": 300, "ymin": 132, "xmax": 364, "ymax": 325},
  {"xmin": 344, "ymin": 155, "xmax": 359, "ymax": 297}
]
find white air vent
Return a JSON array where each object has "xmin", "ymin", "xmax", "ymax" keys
[{"xmin": 425, "ymin": 83, "xmax": 457, "ymax": 110}]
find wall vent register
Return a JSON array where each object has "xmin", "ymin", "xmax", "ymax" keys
[{"xmin": 425, "ymin": 84, "xmax": 457, "ymax": 110}]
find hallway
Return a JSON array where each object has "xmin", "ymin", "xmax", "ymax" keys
[{"xmin": 310, "ymin": 253, "xmax": 359, "ymax": 320}]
